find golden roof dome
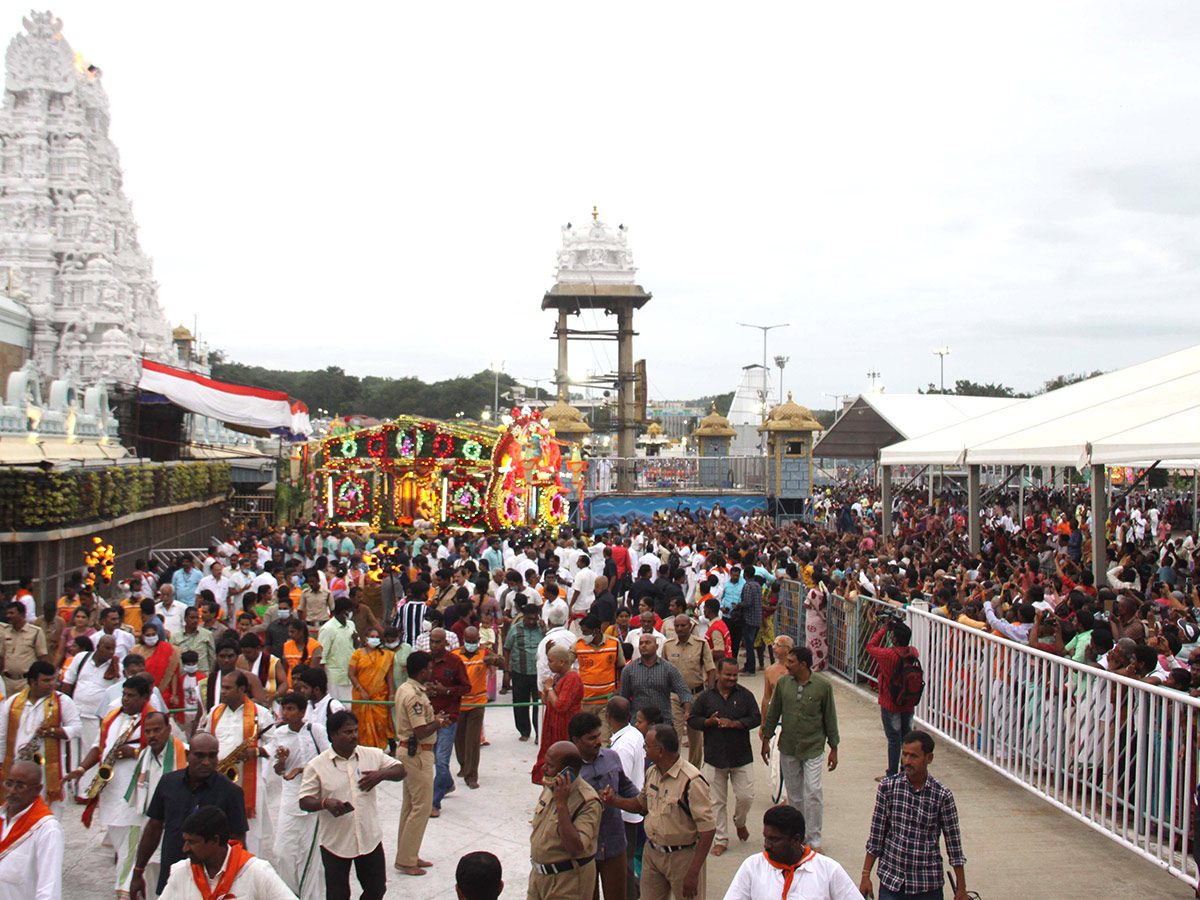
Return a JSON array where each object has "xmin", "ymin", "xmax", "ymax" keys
[
  {"xmin": 693, "ymin": 403, "xmax": 736, "ymax": 438},
  {"xmin": 646, "ymin": 422, "xmax": 663, "ymax": 437},
  {"xmin": 172, "ymin": 324, "xmax": 195, "ymax": 341},
  {"xmin": 541, "ymin": 399, "xmax": 592, "ymax": 435},
  {"xmin": 758, "ymin": 392, "xmax": 823, "ymax": 433}
]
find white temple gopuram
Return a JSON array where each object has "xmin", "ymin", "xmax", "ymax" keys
[{"xmin": 0, "ymin": 10, "xmax": 196, "ymax": 389}]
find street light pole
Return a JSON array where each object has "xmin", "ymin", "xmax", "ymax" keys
[
  {"xmin": 933, "ymin": 346, "xmax": 951, "ymax": 393},
  {"xmin": 773, "ymin": 355, "xmax": 789, "ymax": 405},
  {"xmin": 739, "ymin": 322, "xmax": 789, "ymax": 452},
  {"xmin": 491, "ymin": 360, "xmax": 504, "ymax": 419}
]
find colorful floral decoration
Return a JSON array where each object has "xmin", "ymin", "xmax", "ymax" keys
[
  {"xmin": 314, "ymin": 412, "xmax": 568, "ymax": 531},
  {"xmin": 332, "ymin": 473, "xmax": 371, "ymax": 521},
  {"xmin": 432, "ymin": 432, "xmax": 455, "ymax": 458}
]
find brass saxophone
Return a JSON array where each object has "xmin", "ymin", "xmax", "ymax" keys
[
  {"xmin": 216, "ymin": 721, "xmax": 262, "ymax": 782},
  {"xmin": 85, "ymin": 715, "xmax": 142, "ymax": 800}
]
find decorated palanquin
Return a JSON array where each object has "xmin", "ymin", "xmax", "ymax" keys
[{"xmin": 310, "ymin": 408, "xmax": 571, "ymax": 531}]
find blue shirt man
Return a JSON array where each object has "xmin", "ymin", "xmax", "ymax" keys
[
  {"xmin": 171, "ymin": 560, "xmax": 203, "ymax": 607},
  {"xmin": 571, "ymin": 713, "xmax": 639, "ymax": 861},
  {"xmin": 721, "ymin": 569, "xmax": 745, "ymax": 615}
]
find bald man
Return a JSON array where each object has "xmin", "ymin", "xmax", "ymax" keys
[{"xmin": 0, "ymin": 760, "xmax": 63, "ymax": 900}]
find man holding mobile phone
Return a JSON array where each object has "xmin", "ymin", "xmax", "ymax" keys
[
  {"xmin": 298, "ymin": 710, "xmax": 407, "ymax": 900},
  {"xmin": 528, "ymin": 740, "xmax": 603, "ymax": 899}
]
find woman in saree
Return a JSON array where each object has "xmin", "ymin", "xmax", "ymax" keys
[
  {"xmin": 282, "ymin": 617, "xmax": 322, "ymax": 688},
  {"xmin": 348, "ymin": 625, "xmax": 395, "ymax": 749},
  {"xmin": 531, "ymin": 644, "xmax": 582, "ymax": 785},
  {"xmin": 135, "ymin": 622, "xmax": 183, "ymax": 716}
]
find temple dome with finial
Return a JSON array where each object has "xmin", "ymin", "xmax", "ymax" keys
[
  {"xmin": 554, "ymin": 206, "xmax": 638, "ymax": 286},
  {"xmin": 758, "ymin": 392, "xmax": 823, "ymax": 433},
  {"xmin": 541, "ymin": 399, "xmax": 592, "ymax": 437},
  {"xmin": 693, "ymin": 403, "xmax": 737, "ymax": 438}
]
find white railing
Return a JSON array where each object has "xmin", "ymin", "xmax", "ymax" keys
[
  {"xmin": 583, "ymin": 456, "xmax": 767, "ymax": 494},
  {"xmin": 908, "ymin": 608, "xmax": 1200, "ymax": 886}
]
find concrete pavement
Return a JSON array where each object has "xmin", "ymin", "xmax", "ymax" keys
[{"xmin": 62, "ymin": 673, "xmax": 1193, "ymax": 898}]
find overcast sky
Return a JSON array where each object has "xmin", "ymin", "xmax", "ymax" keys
[{"xmin": 23, "ymin": 2, "xmax": 1200, "ymax": 408}]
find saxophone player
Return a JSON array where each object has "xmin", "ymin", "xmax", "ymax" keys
[
  {"xmin": 65, "ymin": 675, "xmax": 152, "ymax": 894},
  {"xmin": 198, "ymin": 671, "xmax": 274, "ymax": 854},
  {"xmin": 0, "ymin": 661, "xmax": 81, "ymax": 816}
]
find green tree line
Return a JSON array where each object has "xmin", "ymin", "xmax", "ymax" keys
[{"xmin": 210, "ymin": 353, "xmax": 522, "ymax": 422}]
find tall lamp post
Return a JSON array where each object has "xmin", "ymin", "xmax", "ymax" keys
[
  {"xmin": 490, "ymin": 360, "xmax": 504, "ymax": 420},
  {"xmin": 933, "ymin": 346, "xmax": 951, "ymax": 392},
  {"xmin": 822, "ymin": 392, "xmax": 850, "ymax": 421},
  {"xmin": 739, "ymin": 322, "xmax": 789, "ymax": 453},
  {"xmin": 773, "ymin": 355, "xmax": 789, "ymax": 405}
]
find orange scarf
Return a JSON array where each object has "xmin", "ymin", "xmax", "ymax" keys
[
  {"xmin": 190, "ymin": 840, "xmax": 254, "ymax": 900},
  {"xmin": 762, "ymin": 848, "xmax": 816, "ymax": 900},
  {"xmin": 0, "ymin": 796, "xmax": 53, "ymax": 859},
  {"xmin": 3, "ymin": 689, "xmax": 62, "ymax": 802},
  {"xmin": 81, "ymin": 703, "xmax": 150, "ymax": 828},
  {"xmin": 209, "ymin": 703, "xmax": 258, "ymax": 818}
]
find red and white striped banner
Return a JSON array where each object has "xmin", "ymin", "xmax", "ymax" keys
[{"xmin": 138, "ymin": 359, "xmax": 311, "ymax": 437}]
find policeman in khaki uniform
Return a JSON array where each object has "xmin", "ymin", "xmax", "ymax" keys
[
  {"xmin": 392, "ymin": 649, "xmax": 449, "ymax": 877},
  {"xmin": 662, "ymin": 615, "xmax": 716, "ymax": 769},
  {"xmin": 605, "ymin": 722, "xmax": 715, "ymax": 899},
  {"xmin": 528, "ymin": 740, "xmax": 603, "ymax": 900}
]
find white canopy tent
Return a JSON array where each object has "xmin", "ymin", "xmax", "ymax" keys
[
  {"xmin": 876, "ymin": 343, "xmax": 1200, "ymax": 585},
  {"xmin": 880, "ymin": 344, "xmax": 1200, "ymax": 468}
]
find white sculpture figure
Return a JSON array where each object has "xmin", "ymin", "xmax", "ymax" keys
[
  {"xmin": 0, "ymin": 11, "xmax": 205, "ymax": 385},
  {"xmin": 4, "ymin": 265, "xmax": 29, "ymax": 300},
  {"xmin": 554, "ymin": 211, "xmax": 640, "ymax": 286}
]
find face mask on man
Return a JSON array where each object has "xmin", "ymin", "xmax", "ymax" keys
[
  {"xmin": 421, "ymin": 619, "xmax": 432, "ymax": 633},
  {"xmin": 366, "ymin": 636, "xmax": 381, "ymax": 648},
  {"xmin": 183, "ymin": 664, "xmax": 198, "ymax": 674},
  {"xmin": 143, "ymin": 634, "xmax": 159, "ymax": 646},
  {"xmin": 385, "ymin": 641, "xmax": 401, "ymax": 650},
  {"xmin": 278, "ymin": 608, "xmax": 291, "ymax": 620},
  {"xmin": 464, "ymin": 642, "xmax": 480, "ymax": 653}
]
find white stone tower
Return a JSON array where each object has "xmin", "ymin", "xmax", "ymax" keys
[{"xmin": 0, "ymin": 11, "xmax": 186, "ymax": 387}]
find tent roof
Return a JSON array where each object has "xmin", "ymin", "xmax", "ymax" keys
[
  {"xmin": 814, "ymin": 393, "xmax": 1016, "ymax": 460},
  {"xmin": 879, "ymin": 344, "xmax": 1200, "ymax": 468}
]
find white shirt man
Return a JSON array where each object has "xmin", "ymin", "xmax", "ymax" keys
[
  {"xmin": 226, "ymin": 562, "xmax": 256, "ymax": 614},
  {"xmin": 83, "ymin": 701, "xmax": 150, "ymax": 888},
  {"xmin": 535, "ymin": 608, "xmax": 580, "ymax": 684},
  {"xmin": 63, "ymin": 649, "xmax": 123, "ymax": 719},
  {"xmin": 99, "ymin": 679, "xmax": 167, "ymax": 719},
  {"xmin": 303, "ymin": 694, "xmax": 346, "ymax": 745},
  {"xmin": 267, "ymin": 719, "xmax": 327, "ymax": 900},
  {"xmin": 196, "ymin": 564, "xmax": 231, "ymax": 619},
  {"xmin": 723, "ymin": 845, "xmax": 863, "ymax": 899},
  {"xmin": 155, "ymin": 594, "xmax": 187, "ymax": 638},
  {"xmin": 0, "ymin": 767, "xmax": 64, "ymax": 900},
  {"xmin": 514, "ymin": 551, "xmax": 539, "ymax": 582},
  {"xmin": 158, "ymin": 842, "xmax": 296, "ymax": 900},
  {"xmin": 199, "ymin": 697, "xmax": 275, "ymax": 854},
  {"xmin": 609, "ymin": 717, "xmax": 645, "ymax": 827},
  {"xmin": 0, "ymin": 687, "xmax": 82, "ymax": 816},
  {"xmin": 570, "ymin": 560, "xmax": 597, "ymax": 616},
  {"xmin": 251, "ymin": 568, "xmax": 279, "ymax": 596}
]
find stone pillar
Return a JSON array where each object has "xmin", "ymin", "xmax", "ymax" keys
[
  {"xmin": 1092, "ymin": 464, "xmax": 1108, "ymax": 592},
  {"xmin": 556, "ymin": 309, "xmax": 569, "ymax": 402},
  {"xmin": 881, "ymin": 464, "xmax": 893, "ymax": 540},
  {"xmin": 968, "ymin": 464, "xmax": 981, "ymax": 555},
  {"xmin": 615, "ymin": 307, "xmax": 635, "ymax": 491}
]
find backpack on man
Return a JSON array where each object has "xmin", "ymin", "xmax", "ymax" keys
[{"xmin": 886, "ymin": 647, "xmax": 925, "ymax": 709}]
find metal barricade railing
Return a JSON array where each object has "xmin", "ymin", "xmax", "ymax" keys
[
  {"xmin": 584, "ymin": 456, "xmax": 767, "ymax": 493},
  {"xmin": 826, "ymin": 593, "xmax": 858, "ymax": 683},
  {"xmin": 854, "ymin": 596, "xmax": 898, "ymax": 687},
  {"xmin": 775, "ymin": 578, "xmax": 807, "ymax": 648},
  {"xmin": 909, "ymin": 607, "xmax": 1200, "ymax": 888},
  {"xmin": 150, "ymin": 548, "xmax": 207, "ymax": 569}
]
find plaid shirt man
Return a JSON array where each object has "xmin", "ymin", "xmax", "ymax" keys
[{"xmin": 865, "ymin": 772, "xmax": 966, "ymax": 893}]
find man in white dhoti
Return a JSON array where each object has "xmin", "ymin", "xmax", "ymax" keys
[
  {"xmin": 267, "ymin": 692, "xmax": 326, "ymax": 900},
  {"xmin": 66, "ymin": 676, "xmax": 155, "ymax": 894},
  {"xmin": 199, "ymin": 671, "xmax": 274, "ymax": 854},
  {"xmin": 0, "ymin": 661, "xmax": 82, "ymax": 816}
]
